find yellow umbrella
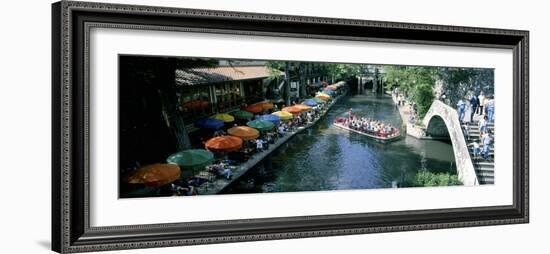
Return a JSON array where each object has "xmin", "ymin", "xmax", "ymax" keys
[
  {"xmin": 293, "ymin": 104, "xmax": 312, "ymax": 112},
  {"xmin": 211, "ymin": 113, "xmax": 234, "ymax": 123},
  {"xmin": 272, "ymin": 111, "xmax": 294, "ymax": 120},
  {"xmin": 316, "ymin": 93, "xmax": 331, "ymax": 101}
]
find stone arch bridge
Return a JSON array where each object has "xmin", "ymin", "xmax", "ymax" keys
[{"xmin": 422, "ymin": 100, "xmax": 479, "ymax": 186}]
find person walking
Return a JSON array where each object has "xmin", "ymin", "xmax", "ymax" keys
[
  {"xmin": 469, "ymin": 94, "xmax": 478, "ymax": 122},
  {"xmin": 481, "ymin": 130, "xmax": 492, "ymax": 160},
  {"xmin": 457, "ymin": 98, "xmax": 466, "ymax": 123},
  {"xmin": 477, "ymin": 91, "xmax": 485, "ymax": 115},
  {"xmin": 486, "ymin": 96, "xmax": 495, "ymax": 122},
  {"xmin": 479, "ymin": 115, "xmax": 488, "ymax": 134},
  {"xmin": 468, "ymin": 141, "xmax": 481, "ymax": 160}
]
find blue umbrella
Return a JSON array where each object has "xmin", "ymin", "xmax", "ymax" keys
[
  {"xmin": 195, "ymin": 118, "xmax": 224, "ymax": 129},
  {"xmin": 258, "ymin": 114, "xmax": 281, "ymax": 126},
  {"xmin": 303, "ymin": 100, "xmax": 317, "ymax": 107}
]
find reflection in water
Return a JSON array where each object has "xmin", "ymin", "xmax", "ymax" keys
[{"xmin": 222, "ymin": 93, "xmax": 456, "ymax": 194}]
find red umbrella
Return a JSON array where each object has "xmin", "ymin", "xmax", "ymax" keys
[
  {"xmin": 183, "ymin": 100, "xmax": 209, "ymax": 110},
  {"xmin": 243, "ymin": 104, "xmax": 263, "ymax": 114},
  {"xmin": 257, "ymin": 102, "xmax": 274, "ymax": 110},
  {"xmin": 205, "ymin": 135, "xmax": 243, "ymax": 153}
]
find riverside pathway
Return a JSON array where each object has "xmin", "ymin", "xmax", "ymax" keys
[{"xmin": 195, "ymin": 94, "xmax": 344, "ymax": 195}]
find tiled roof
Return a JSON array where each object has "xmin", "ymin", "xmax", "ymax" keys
[{"xmin": 176, "ymin": 66, "xmax": 283, "ymax": 86}]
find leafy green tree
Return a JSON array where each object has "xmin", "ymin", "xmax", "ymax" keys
[
  {"xmin": 437, "ymin": 68, "xmax": 494, "ymax": 106},
  {"xmin": 383, "ymin": 65, "xmax": 437, "ymax": 118}
]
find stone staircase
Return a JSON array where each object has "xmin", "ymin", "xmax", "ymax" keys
[{"xmin": 463, "ymin": 121, "xmax": 494, "ymax": 184}]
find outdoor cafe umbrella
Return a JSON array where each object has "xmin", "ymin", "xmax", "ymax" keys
[
  {"xmin": 302, "ymin": 100, "xmax": 317, "ymax": 107},
  {"xmin": 294, "ymin": 104, "xmax": 312, "ymax": 112},
  {"xmin": 126, "ymin": 163, "xmax": 181, "ymax": 187},
  {"xmin": 228, "ymin": 126, "xmax": 260, "ymax": 141},
  {"xmin": 247, "ymin": 119, "xmax": 275, "ymax": 132},
  {"xmin": 316, "ymin": 93, "xmax": 331, "ymax": 101},
  {"xmin": 243, "ymin": 104, "xmax": 263, "ymax": 114},
  {"xmin": 258, "ymin": 114, "xmax": 281, "ymax": 126},
  {"xmin": 282, "ymin": 106, "xmax": 302, "ymax": 114},
  {"xmin": 205, "ymin": 135, "xmax": 243, "ymax": 153},
  {"xmin": 271, "ymin": 111, "xmax": 293, "ymax": 120},
  {"xmin": 195, "ymin": 118, "xmax": 224, "ymax": 129},
  {"xmin": 166, "ymin": 149, "xmax": 214, "ymax": 172},
  {"xmin": 182, "ymin": 100, "xmax": 209, "ymax": 110},
  {"xmin": 232, "ymin": 110, "xmax": 254, "ymax": 120},
  {"xmin": 257, "ymin": 102, "xmax": 274, "ymax": 110},
  {"xmin": 313, "ymin": 97, "xmax": 327, "ymax": 104},
  {"xmin": 211, "ymin": 113, "xmax": 234, "ymax": 123}
]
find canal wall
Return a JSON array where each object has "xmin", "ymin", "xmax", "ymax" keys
[
  {"xmin": 196, "ymin": 93, "xmax": 346, "ymax": 195},
  {"xmin": 392, "ymin": 95, "xmax": 427, "ymax": 139},
  {"xmin": 423, "ymin": 100, "xmax": 479, "ymax": 186}
]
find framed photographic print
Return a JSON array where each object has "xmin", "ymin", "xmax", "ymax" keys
[{"xmin": 52, "ymin": 1, "xmax": 529, "ymax": 253}]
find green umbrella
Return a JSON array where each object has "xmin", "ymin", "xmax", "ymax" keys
[
  {"xmin": 313, "ymin": 97, "xmax": 327, "ymax": 104},
  {"xmin": 246, "ymin": 119, "xmax": 275, "ymax": 132},
  {"xmin": 232, "ymin": 110, "xmax": 254, "ymax": 120},
  {"xmin": 166, "ymin": 149, "xmax": 214, "ymax": 172}
]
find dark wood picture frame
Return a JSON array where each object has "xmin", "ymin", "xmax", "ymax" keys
[{"xmin": 52, "ymin": 1, "xmax": 529, "ymax": 253}]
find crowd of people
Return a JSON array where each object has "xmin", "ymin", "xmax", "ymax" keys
[
  {"xmin": 456, "ymin": 91, "xmax": 495, "ymax": 123},
  {"xmin": 459, "ymin": 91, "xmax": 495, "ymax": 161},
  {"xmin": 334, "ymin": 109, "xmax": 400, "ymax": 139}
]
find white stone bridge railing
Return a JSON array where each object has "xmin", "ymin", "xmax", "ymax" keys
[{"xmin": 422, "ymin": 100, "xmax": 479, "ymax": 186}]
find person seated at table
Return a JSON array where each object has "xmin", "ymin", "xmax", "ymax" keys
[{"xmin": 255, "ymin": 139, "xmax": 264, "ymax": 152}]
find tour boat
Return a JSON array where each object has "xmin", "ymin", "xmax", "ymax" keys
[{"xmin": 333, "ymin": 117, "xmax": 401, "ymax": 142}]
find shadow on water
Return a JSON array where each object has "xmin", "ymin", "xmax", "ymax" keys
[{"xmin": 222, "ymin": 93, "xmax": 457, "ymax": 194}]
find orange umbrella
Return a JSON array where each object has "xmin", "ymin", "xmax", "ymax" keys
[
  {"xmin": 126, "ymin": 163, "xmax": 181, "ymax": 187},
  {"xmin": 257, "ymin": 102, "xmax": 274, "ymax": 110},
  {"xmin": 316, "ymin": 94, "xmax": 330, "ymax": 101},
  {"xmin": 294, "ymin": 104, "xmax": 312, "ymax": 112},
  {"xmin": 228, "ymin": 126, "xmax": 260, "ymax": 141},
  {"xmin": 243, "ymin": 104, "xmax": 263, "ymax": 114},
  {"xmin": 282, "ymin": 106, "xmax": 302, "ymax": 114},
  {"xmin": 205, "ymin": 135, "xmax": 243, "ymax": 153}
]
